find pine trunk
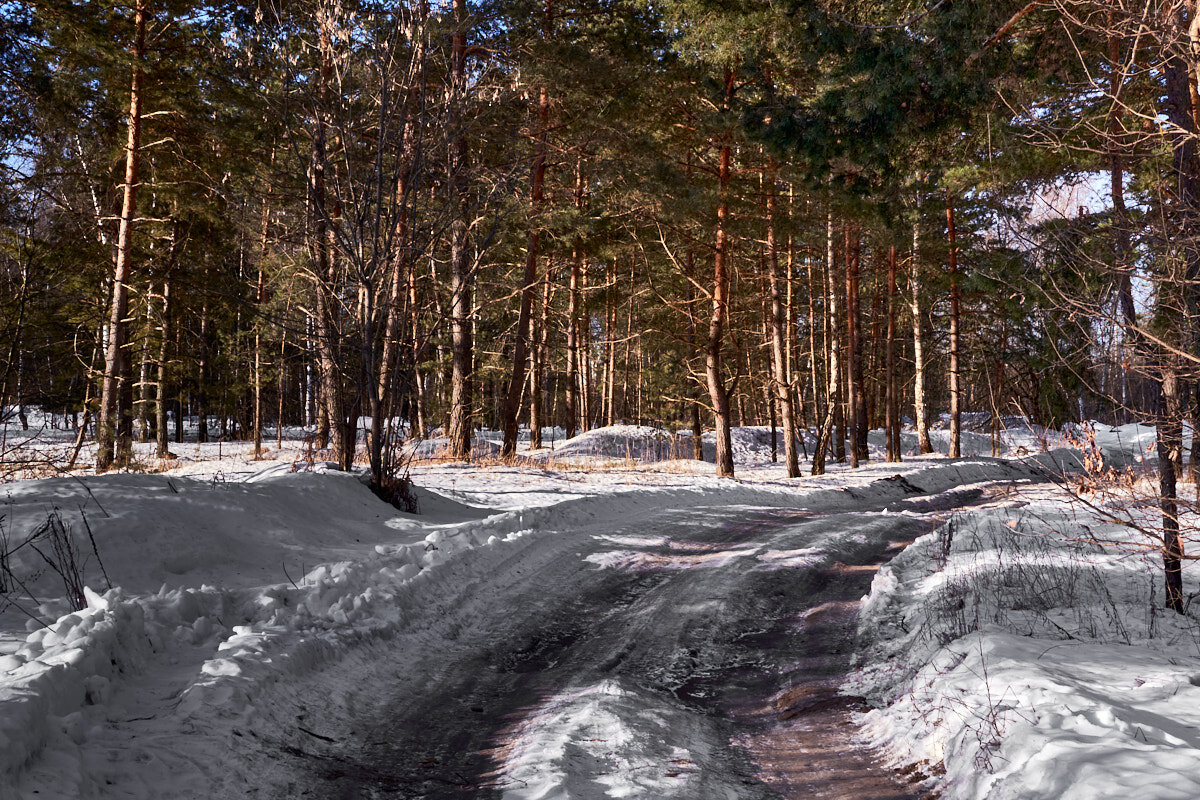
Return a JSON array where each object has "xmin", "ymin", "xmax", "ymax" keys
[
  {"xmin": 376, "ymin": 26, "xmax": 423, "ymax": 469},
  {"xmin": 886, "ymin": 244, "xmax": 901, "ymax": 462},
  {"xmin": 814, "ymin": 212, "xmax": 842, "ymax": 474},
  {"xmin": 807, "ymin": 242, "xmax": 822, "ymax": 443},
  {"xmin": 137, "ymin": 298, "xmax": 152, "ymax": 444},
  {"xmin": 501, "ymin": 76, "xmax": 550, "ymax": 458},
  {"xmin": 947, "ymin": 189, "xmax": 961, "ymax": 459},
  {"xmin": 446, "ymin": 0, "xmax": 473, "ymax": 460},
  {"xmin": 1158, "ymin": 370, "xmax": 1186, "ymax": 613},
  {"xmin": 846, "ymin": 226, "xmax": 867, "ymax": 465},
  {"xmin": 829, "ymin": 216, "xmax": 845, "ymax": 463},
  {"xmin": 154, "ymin": 225, "xmax": 181, "ymax": 459},
  {"xmin": 253, "ymin": 196, "xmax": 270, "ymax": 459},
  {"xmin": 911, "ymin": 216, "xmax": 933, "ymax": 454},
  {"xmin": 766, "ymin": 164, "xmax": 798, "ymax": 477},
  {"xmin": 1157, "ymin": 9, "xmax": 1197, "ymax": 611},
  {"xmin": 96, "ymin": 0, "xmax": 148, "ymax": 472},
  {"xmin": 155, "ymin": 277, "xmax": 172, "ymax": 459},
  {"xmin": 565, "ymin": 156, "xmax": 584, "ymax": 439},
  {"xmin": 198, "ymin": 306, "xmax": 210, "ymax": 444},
  {"xmin": 530, "ymin": 267, "xmax": 552, "ymax": 450},
  {"xmin": 706, "ymin": 67, "xmax": 736, "ymax": 478}
]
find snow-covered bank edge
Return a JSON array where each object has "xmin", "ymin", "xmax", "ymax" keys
[
  {"xmin": 849, "ymin": 475, "xmax": 1200, "ymax": 799},
  {"xmin": 0, "ymin": 450, "xmax": 1079, "ymax": 798}
]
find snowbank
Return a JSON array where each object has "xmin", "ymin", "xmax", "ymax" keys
[
  {"xmin": 1091, "ymin": 421, "xmax": 1160, "ymax": 467},
  {"xmin": 850, "ymin": 490, "xmax": 1200, "ymax": 799}
]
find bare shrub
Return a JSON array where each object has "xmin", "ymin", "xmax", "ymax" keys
[
  {"xmin": 371, "ymin": 471, "xmax": 419, "ymax": 513},
  {"xmin": 0, "ymin": 515, "xmax": 10, "ymax": 594},
  {"xmin": 918, "ymin": 511, "xmax": 1133, "ymax": 649},
  {"xmin": 28, "ymin": 511, "xmax": 87, "ymax": 610},
  {"xmin": 1, "ymin": 508, "xmax": 110, "ymax": 615}
]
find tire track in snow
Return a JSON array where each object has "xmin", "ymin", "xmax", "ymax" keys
[{"xmin": 269, "ymin": 481, "xmax": 1013, "ymax": 799}]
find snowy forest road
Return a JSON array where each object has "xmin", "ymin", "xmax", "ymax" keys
[{"xmin": 266, "ymin": 480, "xmax": 993, "ymax": 800}]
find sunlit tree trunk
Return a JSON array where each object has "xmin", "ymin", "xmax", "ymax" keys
[
  {"xmin": 446, "ymin": 0, "xmax": 474, "ymax": 460},
  {"xmin": 766, "ymin": 163, "xmax": 798, "ymax": 477},
  {"xmin": 154, "ymin": 277, "xmax": 172, "ymax": 459},
  {"xmin": 886, "ymin": 244, "xmax": 901, "ymax": 462},
  {"xmin": 911, "ymin": 214, "xmax": 933, "ymax": 454},
  {"xmin": 845, "ymin": 226, "xmax": 867, "ymax": 466},
  {"xmin": 706, "ymin": 65, "xmax": 736, "ymax": 477},
  {"xmin": 530, "ymin": 268, "xmax": 552, "ymax": 449},
  {"xmin": 813, "ymin": 213, "xmax": 840, "ymax": 475},
  {"xmin": 566, "ymin": 155, "xmax": 584, "ymax": 439},
  {"xmin": 946, "ymin": 189, "xmax": 961, "ymax": 458},
  {"xmin": 96, "ymin": 0, "xmax": 148, "ymax": 472},
  {"xmin": 501, "ymin": 18, "xmax": 552, "ymax": 457}
]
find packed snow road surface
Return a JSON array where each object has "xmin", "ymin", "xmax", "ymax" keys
[{"xmin": 265, "ymin": 483, "xmax": 989, "ymax": 799}]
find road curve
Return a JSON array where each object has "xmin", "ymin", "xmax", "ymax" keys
[{"xmin": 267, "ymin": 484, "xmax": 978, "ymax": 800}]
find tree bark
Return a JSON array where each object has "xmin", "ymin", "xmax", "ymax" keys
[
  {"xmin": 845, "ymin": 238, "xmax": 857, "ymax": 455},
  {"xmin": 1156, "ymin": 7, "xmax": 1197, "ymax": 611},
  {"xmin": 829, "ymin": 215, "xmax": 845, "ymax": 463},
  {"xmin": 785, "ymin": 215, "xmax": 801, "ymax": 431},
  {"xmin": 566, "ymin": 154, "xmax": 585, "ymax": 439},
  {"xmin": 253, "ymin": 194, "xmax": 270, "ymax": 459},
  {"xmin": 410, "ymin": 264, "xmax": 428, "ymax": 438},
  {"xmin": 911, "ymin": 215, "xmax": 933, "ymax": 454},
  {"xmin": 446, "ymin": 0, "xmax": 474, "ymax": 460},
  {"xmin": 886, "ymin": 244, "xmax": 901, "ymax": 462},
  {"xmin": 96, "ymin": 0, "xmax": 148, "ymax": 472},
  {"xmin": 814, "ymin": 212, "xmax": 842, "ymax": 475},
  {"xmin": 277, "ymin": 317, "xmax": 287, "ymax": 450},
  {"xmin": 807, "ymin": 239, "xmax": 822, "ymax": 443},
  {"xmin": 530, "ymin": 266, "xmax": 552, "ymax": 449},
  {"xmin": 376, "ymin": 5, "xmax": 425, "ymax": 467},
  {"xmin": 154, "ymin": 223, "xmax": 180, "ymax": 459},
  {"xmin": 197, "ymin": 305, "xmax": 210, "ymax": 444},
  {"xmin": 845, "ymin": 226, "xmax": 867, "ymax": 465},
  {"xmin": 1158, "ymin": 369, "xmax": 1186, "ymax": 613},
  {"xmin": 947, "ymin": 189, "xmax": 961, "ymax": 458},
  {"xmin": 155, "ymin": 277, "xmax": 173, "ymax": 459},
  {"xmin": 137, "ymin": 297, "xmax": 152, "ymax": 444},
  {"xmin": 305, "ymin": 2, "xmax": 351, "ymax": 467},
  {"xmin": 706, "ymin": 65, "xmax": 736, "ymax": 477},
  {"xmin": 501, "ymin": 57, "xmax": 552, "ymax": 457},
  {"xmin": 766, "ymin": 163, "xmax": 798, "ymax": 477}
]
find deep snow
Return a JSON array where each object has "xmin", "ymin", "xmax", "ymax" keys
[{"xmin": 848, "ymin": 424, "xmax": 1200, "ymax": 800}]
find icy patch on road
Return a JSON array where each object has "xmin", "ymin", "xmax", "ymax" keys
[
  {"xmin": 498, "ymin": 679, "xmax": 737, "ymax": 799},
  {"xmin": 756, "ymin": 547, "xmax": 824, "ymax": 568},
  {"xmin": 586, "ymin": 546, "xmax": 760, "ymax": 572}
]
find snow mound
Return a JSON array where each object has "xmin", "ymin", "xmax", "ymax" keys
[
  {"xmin": 866, "ymin": 428, "xmax": 1003, "ymax": 458},
  {"xmin": 1091, "ymin": 422, "xmax": 1159, "ymax": 468},
  {"xmin": 527, "ymin": 425, "xmax": 689, "ymax": 462},
  {"xmin": 850, "ymin": 496, "xmax": 1200, "ymax": 799},
  {"xmin": 523, "ymin": 424, "xmax": 810, "ymax": 466},
  {"xmin": 0, "ymin": 472, "xmax": 484, "ymax": 607},
  {"xmin": 404, "ymin": 436, "xmax": 502, "ymax": 460}
]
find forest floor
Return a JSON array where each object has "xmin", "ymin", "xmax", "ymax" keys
[{"xmin": 0, "ymin": 417, "xmax": 1198, "ymax": 799}]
